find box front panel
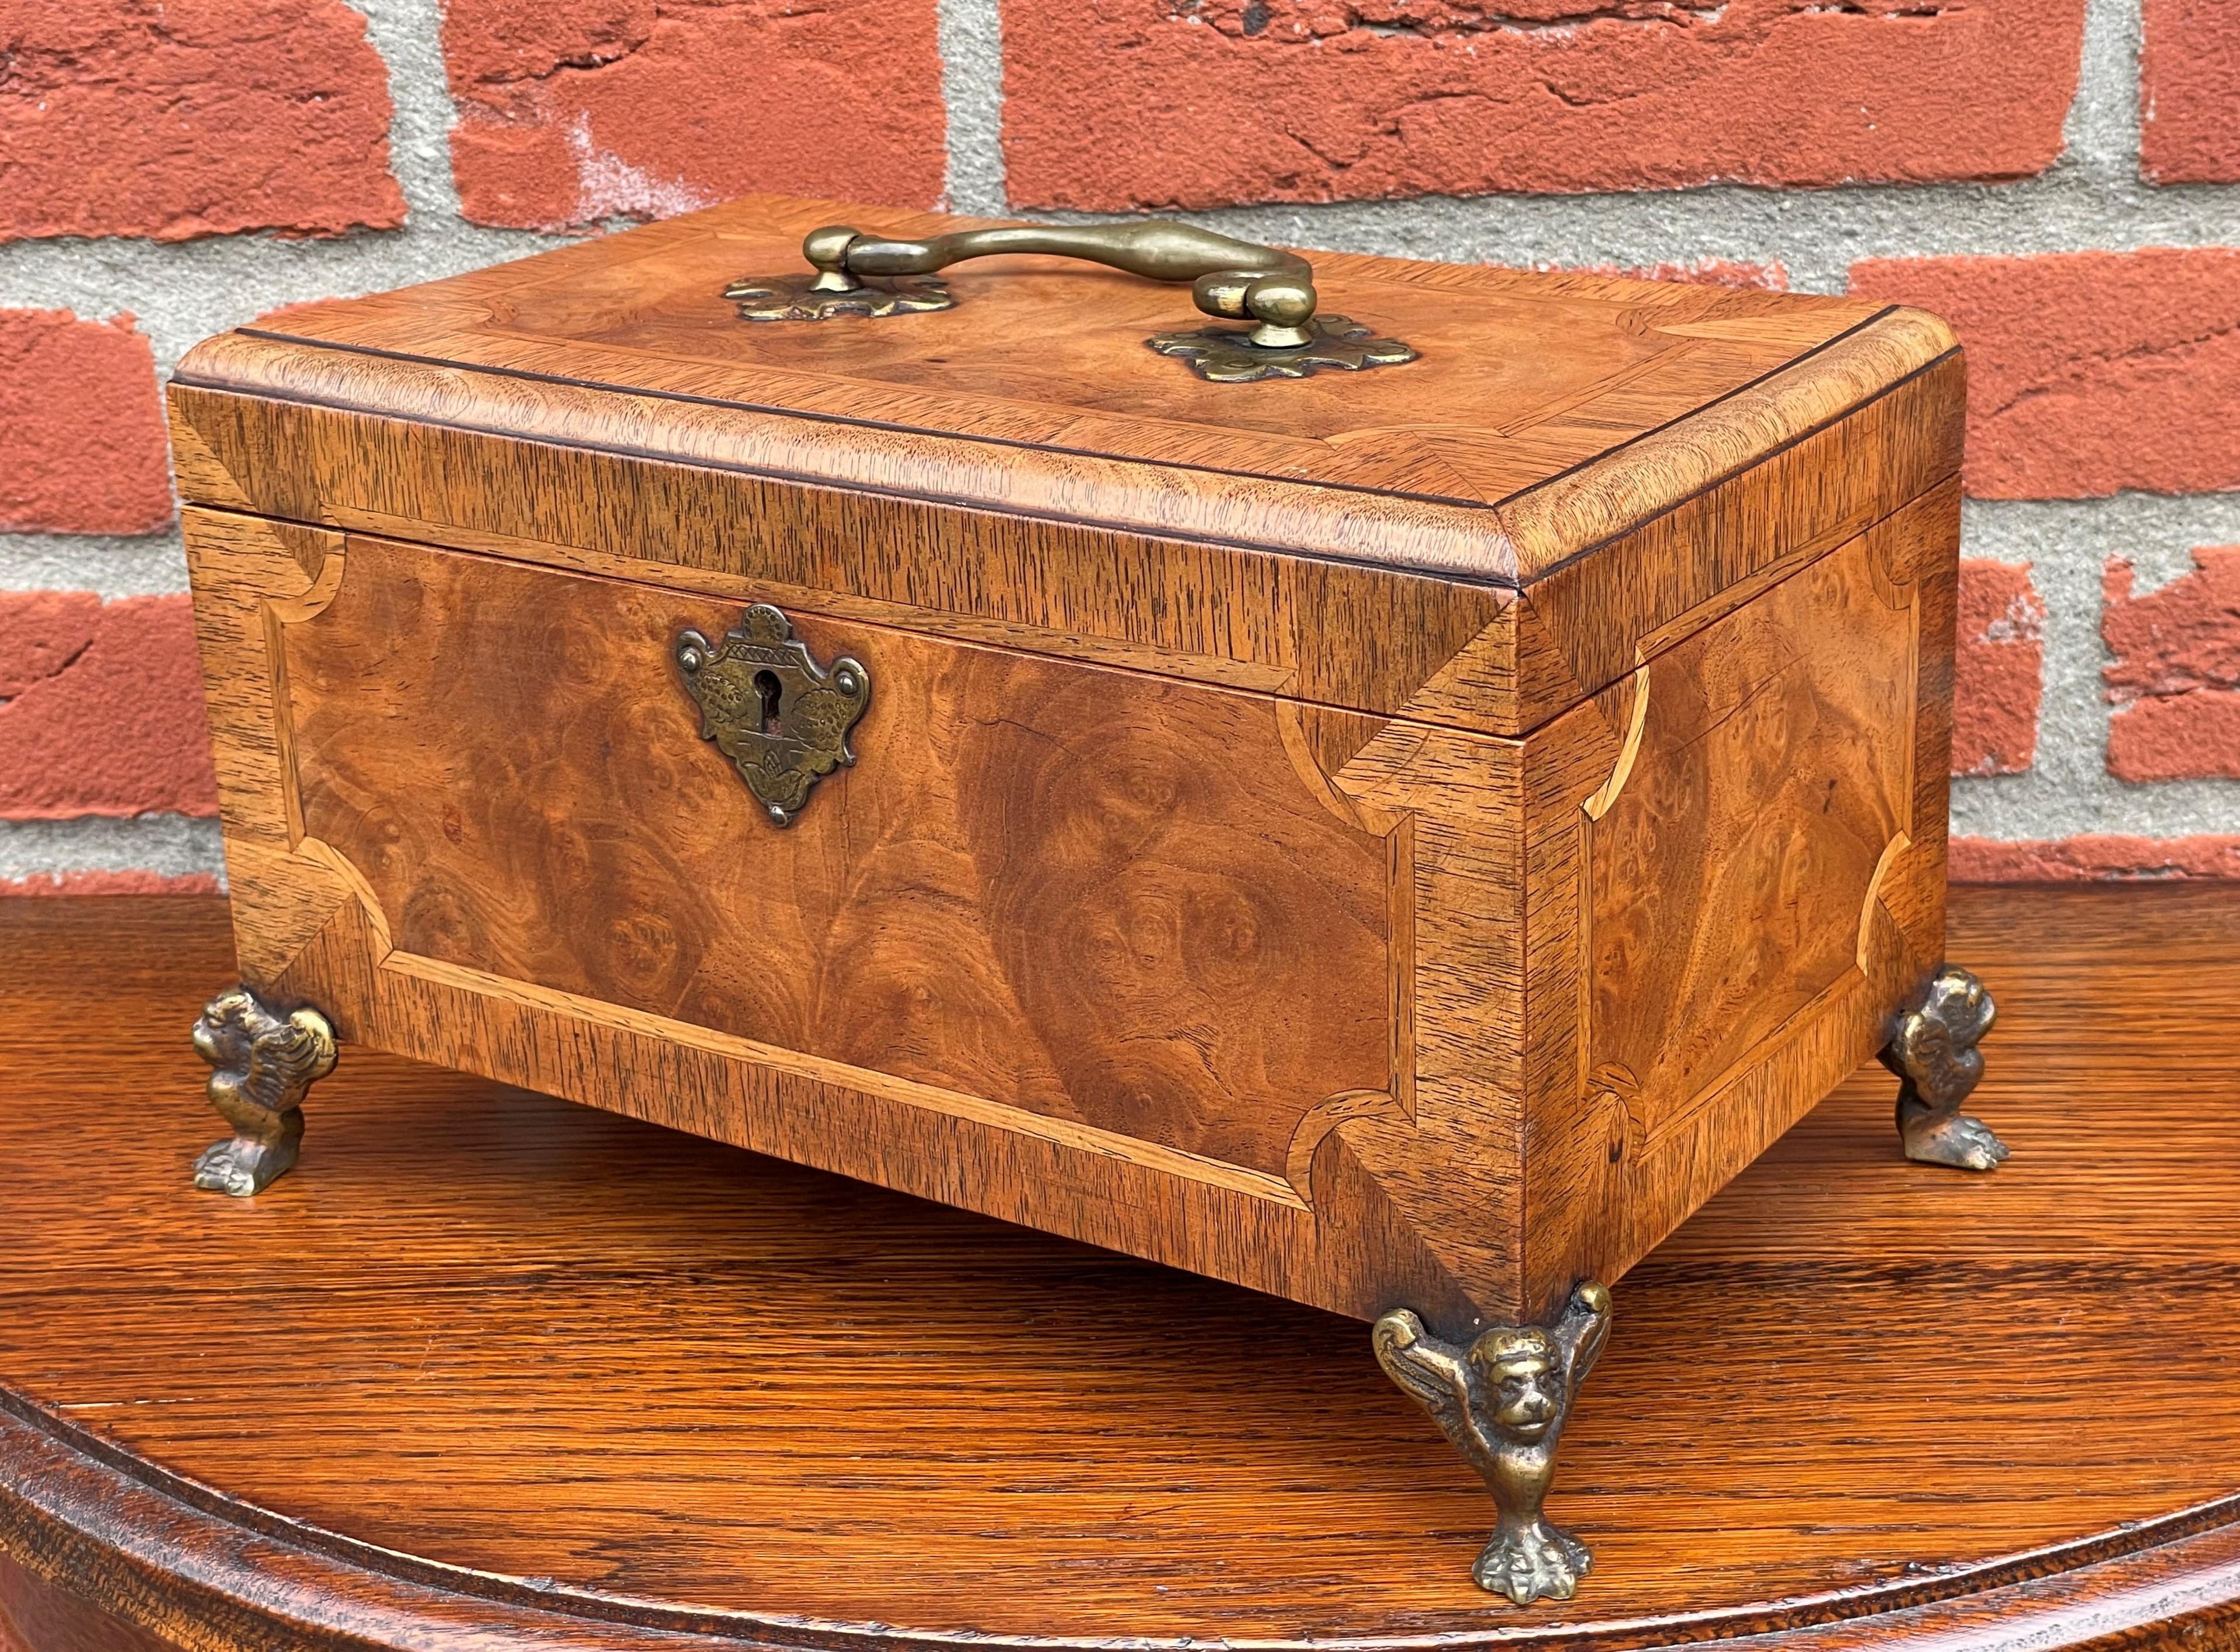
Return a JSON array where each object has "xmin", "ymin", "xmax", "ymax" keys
[
  {"xmin": 188, "ymin": 504, "xmax": 1541, "ymax": 1328},
  {"xmin": 282, "ymin": 533, "xmax": 1396, "ymax": 1184}
]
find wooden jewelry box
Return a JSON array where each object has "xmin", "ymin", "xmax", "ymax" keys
[{"xmin": 170, "ymin": 195, "xmax": 2006, "ymax": 1602}]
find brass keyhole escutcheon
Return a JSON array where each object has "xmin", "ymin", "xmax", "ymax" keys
[{"xmin": 674, "ymin": 605, "xmax": 871, "ymax": 827}]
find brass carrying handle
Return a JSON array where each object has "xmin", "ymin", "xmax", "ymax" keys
[{"xmin": 802, "ymin": 221, "xmax": 1319, "ymax": 349}]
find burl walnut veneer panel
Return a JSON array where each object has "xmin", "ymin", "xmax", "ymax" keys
[
  {"xmin": 284, "ymin": 535, "xmax": 1397, "ymax": 1182},
  {"xmin": 1592, "ymin": 527, "xmax": 1920, "ymax": 1143}
]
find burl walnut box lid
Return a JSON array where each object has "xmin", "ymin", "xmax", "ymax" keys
[{"xmin": 170, "ymin": 192, "xmax": 1963, "ymax": 734}]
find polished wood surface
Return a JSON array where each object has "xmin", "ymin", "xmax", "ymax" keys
[
  {"xmin": 1592, "ymin": 527, "xmax": 1918, "ymax": 1135},
  {"xmin": 2, "ymin": 888, "xmax": 2236, "ymax": 1652},
  {"xmin": 1504, "ymin": 485, "xmax": 1955, "ymax": 1307},
  {"xmin": 185, "ymin": 493, "xmax": 1948, "ymax": 1329},
  {"xmin": 174, "ymin": 193, "xmax": 1906, "ymax": 542},
  {"xmin": 165, "ymin": 194, "xmax": 1966, "ymax": 738}
]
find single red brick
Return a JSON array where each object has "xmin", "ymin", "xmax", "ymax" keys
[
  {"xmin": 0, "ymin": 0, "xmax": 403, "ymax": 242},
  {"xmin": 0, "ymin": 870, "xmax": 222, "ymax": 895},
  {"xmin": 1848, "ymin": 249, "xmax": 2240, "ymax": 499},
  {"xmin": 2106, "ymin": 690, "xmax": 2240, "ymax": 780},
  {"xmin": 2102, "ymin": 547, "xmax": 2240, "ymax": 781},
  {"xmin": 2141, "ymin": 0, "xmax": 2240, "ymax": 183},
  {"xmin": 1950, "ymin": 834, "xmax": 2240, "ymax": 881},
  {"xmin": 1952, "ymin": 561, "xmax": 2045, "ymax": 775},
  {"xmin": 439, "ymin": 0, "xmax": 654, "ymax": 84},
  {"xmin": 0, "ymin": 595, "xmax": 218, "ymax": 819},
  {"xmin": 443, "ymin": 0, "xmax": 945, "ymax": 231},
  {"xmin": 2104, "ymin": 548, "xmax": 2240, "ymax": 699},
  {"xmin": 1000, "ymin": 0, "xmax": 2083, "ymax": 212},
  {"xmin": 0, "ymin": 589, "xmax": 101, "ymax": 699},
  {"xmin": 0, "ymin": 310, "xmax": 173, "ymax": 534}
]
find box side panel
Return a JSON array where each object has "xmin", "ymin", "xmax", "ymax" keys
[
  {"xmin": 1518, "ymin": 482, "xmax": 1959, "ymax": 1318},
  {"xmin": 186, "ymin": 505, "xmax": 1531, "ymax": 1328},
  {"xmin": 182, "ymin": 509, "xmax": 360, "ymax": 988},
  {"xmin": 284, "ymin": 533, "xmax": 1392, "ymax": 1186},
  {"xmin": 1495, "ymin": 349, "xmax": 1967, "ymax": 734}
]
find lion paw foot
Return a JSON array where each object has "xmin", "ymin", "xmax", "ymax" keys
[
  {"xmin": 1903, "ymin": 1109, "xmax": 2011, "ymax": 1172},
  {"xmin": 192, "ymin": 1136, "xmax": 298, "ymax": 1197},
  {"xmin": 1472, "ymin": 1520, "xmax": 1592, "ymax": 1605}
]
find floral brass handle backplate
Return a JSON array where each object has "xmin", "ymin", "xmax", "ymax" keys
[{"xmin": 674, "ymin": 604, "xmax": 870, "ymax": 827}]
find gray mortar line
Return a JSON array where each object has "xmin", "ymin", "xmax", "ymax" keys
[
  {"xmin": 0, "ymin": 817, "xmax": 227, "ymax": 883},
  {"xmin": 939, "ymin": 0, "xmax": 1010, "ymax": 215},
  {"xmin": 0, "ymin": 530, "xmax": 189, "ymax": 597},
  {"xmin": 343, "ymin": 0, "xmax": 471, "ymax": 225},
  {"xmin": 0, "ymin": 224, "xmax": 561, "ymax": 372},
  {"xmin": 2065, "ymin": 0, "xmax": 2142, "ymax": 181}
]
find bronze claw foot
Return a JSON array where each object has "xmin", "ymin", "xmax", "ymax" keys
[
  {"xmin": 191, "ymin": 988, "xmax": 336, "ymax": 1195},
  {"xmin": 1474, "ymin": 1518, "xmax": 1593, "ymax": 1605},
  {"xmin": 1880, "ymin": 965, "xmax": 2009, "ymax": 1171},
  {"xmin": 1374, "ymin": 1281, "xmax": 1612, "ymax": 1605}
]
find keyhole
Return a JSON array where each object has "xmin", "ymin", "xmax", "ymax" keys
[{"xmin": 754, "ymin": 670, "xmax": 784, "ymax": 736}]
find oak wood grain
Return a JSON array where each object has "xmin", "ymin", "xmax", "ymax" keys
[
  {"xmin": 0, "ymin": 1558, "xmax": 176, "ymax": 1652},
  {"xmin": 1, "ymin": 889, "xmax": 2235, "ymax": 1652}
]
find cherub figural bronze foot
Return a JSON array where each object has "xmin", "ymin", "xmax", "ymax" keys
[
  {"xmin": 1880, "ymin": 965, "xmax": 2009, "ymax": 1171},
  {"xmin": 1374, "ymin": 1282, "xmax": 1612, "ymax": 1604},
  {"xmin": 191, "ymin": 987, "xmax": 336, "ymax": 1195}
]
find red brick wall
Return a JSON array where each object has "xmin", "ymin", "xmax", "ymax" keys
[{"xmin": 2, "ymin": 0, "xmax": 2234, "ymax": 890}]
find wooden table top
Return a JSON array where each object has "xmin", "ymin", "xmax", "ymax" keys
[{"xmin": 1, "ymin": 887, "xmax": 2235, "ymax": 1652}]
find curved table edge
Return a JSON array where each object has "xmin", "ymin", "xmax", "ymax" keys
[{"xmin": 2, "ymin": 1393, "xmax": 2236, "ymax": 1652}]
